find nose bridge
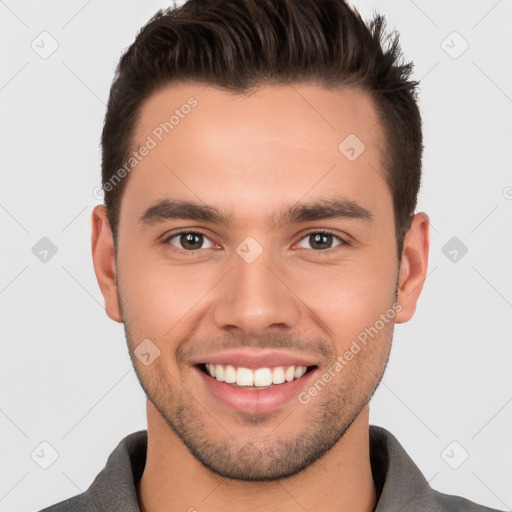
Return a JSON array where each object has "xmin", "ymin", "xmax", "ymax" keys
[{"xmin": 212, "ymin": 240, "xmax": 301, "ymax": 335}]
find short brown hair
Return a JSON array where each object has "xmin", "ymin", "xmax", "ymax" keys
[{"xmin": 101, "ymin": 0, "xmax": 422, "ymax": 259}]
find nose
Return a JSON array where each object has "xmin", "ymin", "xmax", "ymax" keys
[{"xmin": 211, "ymin": 244, "xmax": 301, "ymax": 337}]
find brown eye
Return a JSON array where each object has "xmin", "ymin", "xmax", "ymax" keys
[
  {"xmin": 297, "ymin": 232, "xmax": 344, "ymax": 251},
  {"xmin": 165, "ymin": 231, "xmax": 214, "ymax": 251}
]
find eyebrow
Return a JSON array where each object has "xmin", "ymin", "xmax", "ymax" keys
[{"xmin": 139, "ymin": 197, "xmax": 373, "ymax": 228}]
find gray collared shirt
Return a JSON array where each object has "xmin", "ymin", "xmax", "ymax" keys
[{"xmin": 36, "ymin": 425, "xmax": 504, "ymax": 511}]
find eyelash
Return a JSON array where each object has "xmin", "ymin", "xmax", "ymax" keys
[{"xmin": 161, "ymin": 229, "xmax": 350, "ymax": 255}]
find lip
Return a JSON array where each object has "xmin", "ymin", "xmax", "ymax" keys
[
  {"xmin": 194, "ymin": 364, "xmax": 318, "ymax": 415},
  {"xmin": 189, "ymin": 349, "xmax": 319, "ymax": 370}
]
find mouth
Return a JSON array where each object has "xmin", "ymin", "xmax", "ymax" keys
[
  {"xmin": 194, "ymin": 362, "xmax": 319, "ymax": 414},
  {"xmin": 196, "ymin": 363, "xmax": 317, "ymax": 389}
]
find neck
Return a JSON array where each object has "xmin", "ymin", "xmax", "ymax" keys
[{"xmin": 137, "ymin": 402, "xmax": 377, "ymax": 512}]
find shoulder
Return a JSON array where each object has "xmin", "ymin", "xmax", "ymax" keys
[
  {"xmin": 33, "ymin": 430, "xmax": 147, "ymax": 512},
  {"xmin": 369, "ymin": 425, "xmax": 505, "ymax": 512},
  {"xmin": 432, "ymin": 489, "xmax": 505, "ymax": 512},
  {"xmin": 35, "ymin": 493, "xmax": 92, "ymax": 512}
]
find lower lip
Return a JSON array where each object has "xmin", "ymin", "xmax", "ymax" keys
[{"xmin": 195, "ymin": 366, "xmax": 318, "ymax": 415}]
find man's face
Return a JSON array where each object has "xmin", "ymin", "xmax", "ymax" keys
[{"xmin": 107, "ymin": 83, "xmax": 404, "ymax": 480}]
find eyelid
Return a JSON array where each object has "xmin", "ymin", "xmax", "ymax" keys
[
  {"xmin": 293, "ymin": 229, "xmax": 350, "ymax": 251},
  {"xmin": 161, "ymin": 228, "xmax": 217, "ymax": 253},
  {"xmin": 161, "ymin": 228, "xmax": 350, "ymax": 253}
]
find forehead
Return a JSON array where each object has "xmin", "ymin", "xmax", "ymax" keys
[
  {"xmin": 122, "ymin": 82, "xmax": 390, "ymax": 228},
  {"xmin": 134, "ymin": 82, "xmax": 383, "ymax": 159}
]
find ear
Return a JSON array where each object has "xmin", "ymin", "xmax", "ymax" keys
[
  {"xmin": 91, "ymin": 205, "xmax": 123, "ymax": 323},
  {"xmin": 395, "ymin": 212, "xmax": 430, "ymax": 323}
]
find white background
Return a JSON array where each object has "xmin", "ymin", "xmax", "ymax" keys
[{"xmin": 1, "ymin": 1, "xmax": 511, "ymax": 511}]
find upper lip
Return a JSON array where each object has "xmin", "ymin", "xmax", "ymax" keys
[{"xmin": 190, "ymin": 349, "xmax": 319, "ymax": 370}]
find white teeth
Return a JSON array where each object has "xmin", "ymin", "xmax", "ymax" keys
[
  {"xmin": 272, "ymin": 366, "xmax": 285, "ymax": 384},
  {"xmin": 204, "ymin": 364, "xmax": 309, "ymax": 387},
  {"xmin": 214, "ymin": 364, "xmax": 224, "ymax": 381},
  {"xmin": 253, "ymin": 368, "xmax": 272, "ymax": 387},
  {"xmin": 224, "ymin": 364, "xmax": 237, "ymax": 383},
  {"xmin": 236, "ymin": 367, "xmax": 254, "ymax": 386},
  {"xmin": 294, "ymin": 366, "xmax": 306, "ymax": 379},
  {"xmin": 284, "ymin": 366, "xmax": 295, "ymax": 382}
]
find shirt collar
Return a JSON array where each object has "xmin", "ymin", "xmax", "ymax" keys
[
  {"xmin": 369, "ymin": 425, "xmax": 438, "ymax": 511},
  {"xmin": 82, "ymin": 425, "xmax": 437, "ymax": 511}
]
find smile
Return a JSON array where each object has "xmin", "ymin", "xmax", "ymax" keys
[
  {"xmin": 200, "ymin": 363, "xmax": 313, "ymax": 388},
  {"xmin": 195, "ymin": 362, "xmax": 318, "ymax": 414}
]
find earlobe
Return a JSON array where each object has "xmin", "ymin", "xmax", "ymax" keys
[
  {"xmin": 91, "ymin": 205, "xmax": 123, "ymax": 323},
  {"xmin": 395, "ymin": 212, "xmax": 430, "ymax": 324}
]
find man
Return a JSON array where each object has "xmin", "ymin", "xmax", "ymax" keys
[{"xmin": 38, "ymin": 0, "xmax": 503, "ymax": 511}]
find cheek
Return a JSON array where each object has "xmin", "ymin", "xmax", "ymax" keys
[
  {"xmin": 287, "ymin": 245, "xmax": 398, "ymax": 342},
  {"xmin": 118, "ymin": 227, "xmax": 398, "ymax": 347},
  {"xmin": 118, "ymin": 248, "xmax": 217, "ymax": 338}
]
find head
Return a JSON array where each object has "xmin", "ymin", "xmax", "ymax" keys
[
  {"xmin": 101, "ymin": 0, "xmax": 423, "ymax": 260},
  {"xmin": 92, "ymin": 0, "xmax": 429, "ymax": 481}
]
